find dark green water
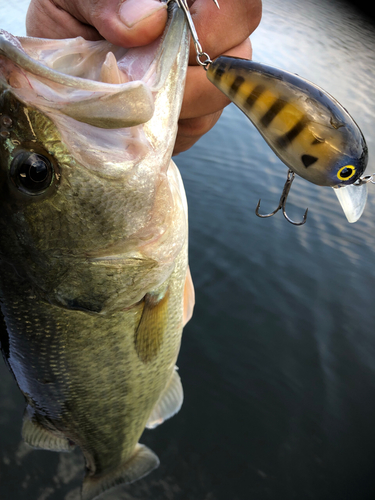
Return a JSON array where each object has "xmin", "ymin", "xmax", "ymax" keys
[{"xmin": 1, "ymin": 1, "xmax": 375, "ymax": 499}]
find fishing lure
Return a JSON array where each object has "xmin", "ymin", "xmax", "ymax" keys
[
  {"xmin": 206, "ymin": 57, "xmax": 372, "ymax": 225},
  {"xmin": 175, "ymin": 0, "xmax": 374, "ymax": 225}
]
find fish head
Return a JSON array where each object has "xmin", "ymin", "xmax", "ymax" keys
[
  {"xmin": 298, "ymin": 94, "xmax": 369, "ymax": 223},
  {"xmin": 306, "ymin": 108, "xmax": 368, "ymax": 187},
  {"xmin": 324, "ymin": 116, "xmax": 369, "ymax": 223},
  {"xmin": 283, "ymin": 90, "xmax": 369, "ymax": 222},
  {"xmin": 0, "ymin": 3, "xmax": 190, "ymax": 312}
]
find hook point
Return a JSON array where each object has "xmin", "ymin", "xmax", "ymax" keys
[{"xmin": 255, "ymin": 169, "xmax": 309, "ymax": 225}]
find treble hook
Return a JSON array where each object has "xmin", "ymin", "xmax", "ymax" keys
[{"xmin": 256, "ymin": 169, "xmax": 308, "ymax": 226}]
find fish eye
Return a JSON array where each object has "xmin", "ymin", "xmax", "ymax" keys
[
  {"xmin": 10, "ymin": 151, "xmax": 54, "ymax": 195},
  {"xmin": 337, "ymin": 165, "xmax": 356, "ymax": 181}
]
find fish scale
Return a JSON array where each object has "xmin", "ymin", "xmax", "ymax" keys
[{"xmin": 0, "ymin": 238, "xmax": 188, "ymax": 478}]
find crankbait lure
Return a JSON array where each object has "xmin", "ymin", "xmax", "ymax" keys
[
  {"xmin": 206, "ymin": 57, "xmax": 371, "ymax": 225},
  {"xmin": 175, "ymin": 0, "xmax": 374, "ymax": 225}
]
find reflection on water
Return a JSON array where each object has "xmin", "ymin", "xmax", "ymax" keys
[{"xmin": 1, "ymin": 1, "xmax": 375, "ymax": 499}]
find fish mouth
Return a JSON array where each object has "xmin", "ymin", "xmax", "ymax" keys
[
  {"xmin": 333, "ymin": 182, "xmax": 368, "ymax": 223},
  {"xmin": 0, "ymin": 1, "xmax": 186, "ymax": 129}
]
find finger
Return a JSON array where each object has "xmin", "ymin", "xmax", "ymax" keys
[
  {"xmin": 26, "ymin": 0, "xmax": 101, "ymax": 39},
  {"xmin": 173, "ymin": 110, "xmax": 223, "ymax": 155},
  {"xmin": 27, "ymin": 0, "xmax": 168, "ymax": 47},
  {"xmin": 87, "ymin": 0, "xmax": 168, "ymax": 47},
  {"xmin": 188, "ymin": 0, "xmax": 262, "ymax": 64},
  {"xmin": 180, "ymin": 38, "xmax": 252, "ymax": 120}
]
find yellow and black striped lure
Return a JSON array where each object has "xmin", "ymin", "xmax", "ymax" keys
[{"xmin": 206, "ymin": 56, "xmax": 370, "ymax": 224}]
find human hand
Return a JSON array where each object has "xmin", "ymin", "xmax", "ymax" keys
[{"xmin": 26, "ymin": 0, "xmax": 262, "ymax": 155}]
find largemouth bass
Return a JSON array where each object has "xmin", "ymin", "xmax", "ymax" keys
[{"xmin": 0, "ymin": 2, "xmax": 194, "ymax": 499}]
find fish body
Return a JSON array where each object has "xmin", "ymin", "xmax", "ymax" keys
[
  {"xmin": 0, "ymin": 3, "xmax": 193, "ymax": 499},
  {"xmin": 207, "ymin": 56, "xmax": 368, "ymax": 187}
]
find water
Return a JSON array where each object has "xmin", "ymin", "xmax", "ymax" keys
[{"xmin": 1, "ymin": 1, "xmax": 375, "ymax": 499}]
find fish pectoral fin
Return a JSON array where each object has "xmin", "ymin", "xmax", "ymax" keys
[
  {"xmin": 81, "ymin": 444, "xmax": 159, "ymax": 500},
  {"xmin": 146, "ymin": 367, "xmax": 184, "ymax": 429},
  {"xmin": 183, "ymin": 266, "xmax": 195, "ymax": 327},
  {"xmin": 134, "ymin": 289, "xmax": 169, "ymax": 364},
  {"xmin": 22, "ymin": 416, "xmax": 74, "ymax": 452}
]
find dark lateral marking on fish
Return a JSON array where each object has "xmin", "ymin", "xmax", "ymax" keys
[
  {"xmin": 276, "ymin": 117, "xmax": 307, "ymax": 149},
  {"xmin": 64, "ymin": 297, "xmax": 103, "ymax": 313},
  {"xmin": 301, "ymin": 154, "xmax": 318, "ymax": 168},
  {"xmin": 213, "ymin": 64, "xmax": 226, "ymax": 81},
  {"xmin": 230, "ymin": 76, "xmax": 245, "ymax": 96},
  {"xmin": 244, "ymin": 84, "xmax": 266, "ymax": 110},
  {"xmin": 260, "ymin": 100, "xmax": 287, "ymax": 128},
  {"xmin": 134, "ymin": 290, "xmax": 169, "ymax": 364},
  {"xmin": 0, "ymin": 310, "xmax": 11, "ymax": 372}
]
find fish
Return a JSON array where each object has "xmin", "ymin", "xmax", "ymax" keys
[
  {"xmin": 207, "ymin": 56, "xmax": 370, "ymax": 223},
  {"xmin": 0, "ymin": 2, "xmax": 195, "ymax": 499}
]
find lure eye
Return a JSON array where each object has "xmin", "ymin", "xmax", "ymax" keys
[
  {"xmin": 10, "ymin": 151, "xmax": 54, "ymax": 195},
  {"xmin": 337, "ymin": 165, "xmax": 356, "ymax": 181}
]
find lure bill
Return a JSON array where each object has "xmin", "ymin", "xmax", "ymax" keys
[{"xmin": 207, "ymin": 56, "xmax": 370, "ymax": 224}]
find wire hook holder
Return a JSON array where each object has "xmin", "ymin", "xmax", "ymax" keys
[{"xmin": 169, "ymin": 0, "xmax": 218, "ymax": 69}]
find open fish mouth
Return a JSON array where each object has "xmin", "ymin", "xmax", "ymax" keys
[
  {"xmin": 0, "ymin": 2, "xmax": 188, "ymax": 175},
  {"xmin": 0, "ymin": 2, "xmax": 184, "ymax": 129}
]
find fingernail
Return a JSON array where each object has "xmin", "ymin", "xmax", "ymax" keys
[{"xmin": 119, "ymin": 0, "xmax": 167, "ymax": 28}]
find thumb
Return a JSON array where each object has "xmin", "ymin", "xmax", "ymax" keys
[
  {"xmin": 26, "ymin": 0, "xmax": 168, "ymax": 48},
  {"xmin": 94, "ymin": 0, "xmax": 169, "ymax": 47}
]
